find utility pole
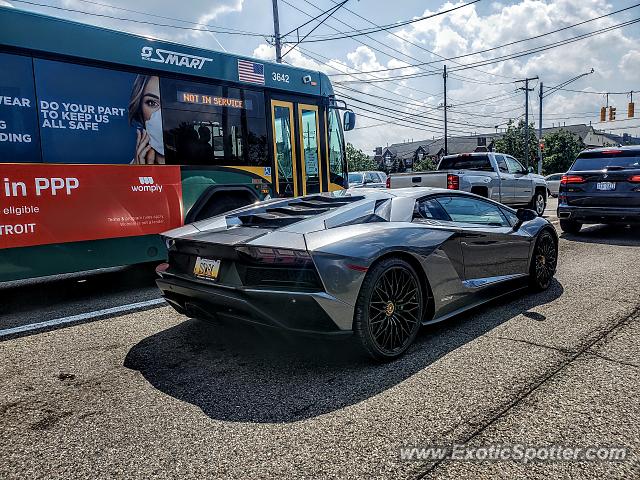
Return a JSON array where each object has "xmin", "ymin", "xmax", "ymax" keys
[
  {"xmin": 517, "ymin": 76, "xmax": 538, "ymax": 170},
  {"xmin": 272, "ymin": 0, "xmax": 282, "ymax": 63},
  {"xmin": 443, "ymin": 65, "xmax": 448, "ymax": 156},
  {"xmin": 538, "ymin": 82, "xmax": 543, "ymax": 175}
]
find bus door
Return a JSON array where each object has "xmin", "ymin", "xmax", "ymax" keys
[{"xmin": 270, "ymin": 99, "xmax": 323, "ymax": 197}]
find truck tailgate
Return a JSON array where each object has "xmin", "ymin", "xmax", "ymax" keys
[{"xmin": 389, "ymin": 172, "xmax": 448, "ymax": 188}]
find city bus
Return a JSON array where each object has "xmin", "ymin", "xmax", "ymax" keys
[{"xmin": 0, "ymin": 7, "xmax": 355, "ymax": 282}]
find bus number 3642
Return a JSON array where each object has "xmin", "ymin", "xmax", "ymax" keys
[{"xmin": 272, "ymin": 72, "xmax": 289, "ymax": 83}]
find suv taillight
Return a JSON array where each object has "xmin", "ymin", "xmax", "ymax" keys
[
  {"xmin": 629, "ymin": 175, "xmax": 640, "ymax": 183},
  {"xmin": 560, "ymin": 174, "xmax": 585, "ymax": 185},
  {"xmin": 447, "ymin": 173, "xmax": 459, "ymax": 190},
  {"xmin": 386, "ymin": 176, "xmax": 391, "ymax": 188}
]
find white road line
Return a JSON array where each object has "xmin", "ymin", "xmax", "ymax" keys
[{"xmin": 0, "ymin": 298, "xmax": 167, "ymax": 339}]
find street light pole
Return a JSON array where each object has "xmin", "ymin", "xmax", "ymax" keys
[
  {"xmin": 536, "ymin": 68, "xmax": 594, "ymax": 173},
  {"xmin": 538, "ymin": 82, "xmax": 543, "ymax": 175}
]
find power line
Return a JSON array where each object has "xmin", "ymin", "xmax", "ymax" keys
[
  {"xmin": 33, "ymin": 0, "xmax": 265, "ymax": 36},
  {"xmin": 297, "ymin": 0, "xmax": 444, "ymax": 79},
  {"xmin": 336, "ymin": 90, "xmax": 494, "ymax": 129},
  {"xmin": 280, "ymin": 0, "xmax": 349, "ymax": 58},
  {"xmin": 281, "ymin": 1, "xmax": 481, "ymax": 43},
  {"xmin": 335, "ymin": 17, "xmax": 640, "ymax": 83},
  {"xmin": 11, "ymin": 0, "xmax": 270, "ymax": 37},
  {"xmin": 297, "ymin": 46, "xmax": 443, "ymax": 101},
  {"xmin": 324, "ymin": 0, "xmax": 518, "ymax": 82},
  {"xmin": 351, "ymin": 109, "xmax": 471, "ymax": 135},
  {"xmin": 334, "ymin": 85, "xmax": 442, "ymax": 113},
  {"xmin": 330, "ymin": 3, "xmax": 640, "ymax": 76},
  {"xmin": 279, "ymin": 0, "xmax": 443, "ymax": 88},
  {"xmin": 547, "ymin": 87, "xmax": 640, "ymax": 95}
]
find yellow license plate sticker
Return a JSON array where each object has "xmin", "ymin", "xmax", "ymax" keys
[{"xmin": 193, "ymin": 257, "xmax": 221, "ymax": 280}]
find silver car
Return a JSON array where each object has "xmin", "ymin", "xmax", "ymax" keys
[
  {"xmin": 348, "ymin": 171, "xmax": 387, "ymax": 188},
  {"xmin": 157, "ymin": 188, "xmax": 558, "ymax": 360},
  {"xmin": 545, "ymin": 173, "xmax": 563, "ymax": 197}
]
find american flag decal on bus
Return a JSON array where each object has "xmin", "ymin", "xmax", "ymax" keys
[{"xmin": 238, "ymin": 59, "xmax": 265, "ymax": 85}]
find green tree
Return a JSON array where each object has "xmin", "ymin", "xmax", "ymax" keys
[
  {"xmin": 542, "ymin": 129, "xmax": 585, "ymax": 174},
  {"xmin": 494, "ymin": 119, "xmax": 538, "ymax": 167},
  {"xmin": 413, "ymin": 155, "xmax": 436, "ymax": 172},
  {"xmin": 346, "ymin": 142, "xmax": 376, "ymax": 172}
]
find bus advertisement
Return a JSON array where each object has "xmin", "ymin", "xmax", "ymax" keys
[{"xmin": 0, "ymin": 7, "xmax": 355, "ymax": 282}]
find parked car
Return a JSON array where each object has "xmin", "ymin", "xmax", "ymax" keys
[
  {"xmin": 545, "ymin": 173, "xmax": 564, "ymax": 197},
  {"xmin": 387, "ymin": 152, "xmax": 548, "ymax": 216},
  {"xmin": 156, "ymin": 188, "xmax": 558, "ymax": 360},
  {"xmin": 348, "ymin": 171, "xmax": 387, "ymax": 188},
  {"xmin": 557, "ymin": 146, "xmax": 640, "ymax": 233}
]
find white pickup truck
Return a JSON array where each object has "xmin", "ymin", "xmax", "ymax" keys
[{"xmin": 388, "ymin": 152, "xmax": 548, "ymax": 216}]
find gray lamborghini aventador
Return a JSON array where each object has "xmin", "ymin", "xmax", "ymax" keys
[{"xmin": 156, "ymin": 188, "xmax": 558, "ymax": 360}]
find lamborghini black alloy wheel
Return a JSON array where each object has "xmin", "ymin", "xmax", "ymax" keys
[
  {"xmin": 354, "ymin": 258, "xmax": 425, "ymax": 360},
  {"xmin": 531, "ymin": 231, "xmax": 557, "ymax": 290}
]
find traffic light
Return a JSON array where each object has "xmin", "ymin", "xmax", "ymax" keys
[
  {"xmin": 600, "ymin": 107, "xmax": 606, "ymax": 122},
  {"xmin": 629, "ymin": 102, "xmax": 635, "ymax": 118},
  {"xmin": 609, "ymin": 106, "xmax": 616, "ymax": 121}
]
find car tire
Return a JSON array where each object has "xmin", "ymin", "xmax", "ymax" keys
[
  {"xmin": 529, "ymin": 230, "xmax": 558, "ymax": 291},
  {"xmin": 559, "ymin": 219, "xmax": 582, "ymax": 234},
  {"xmin": 531, "ymin": 190, "xmax": 546, "ymax": 216},
  {"xmin": 353, "ymin": 257, "xmax": 424, "ymax": 361}
]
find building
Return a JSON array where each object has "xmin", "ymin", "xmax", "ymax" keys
[
  {"xmin": 373, "ymin": 134, "xmax": 503, "ymax": 173},
  {"xmin": 540, "ymin": 124, "xmax": 640, "ymax": 148},
  {"xmin": 374, "ymin": 124, "xmax": 639, "ymax": 173}
]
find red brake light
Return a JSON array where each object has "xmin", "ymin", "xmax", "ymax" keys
[
  {"xmin": 601, "ymin": 149, "xmax": 623, "ymax": 154},
  {"xmin": 447, "ymin": 173, "xmax": 459, "ymax": 190},
  {"xmin": 560, "ymin": 174, "xmax": 585, "ymax": 185},
  {"xmin": 629, "ymin": 175, "xmax": 640, "ymax": 183},
  {"xmin": 386, "ymin": 176, "xmax": 390, "ymax": 188}
]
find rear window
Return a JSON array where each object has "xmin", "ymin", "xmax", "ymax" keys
[
  {"xmin": 571, "ymin": 151, "xmax": 640, "ymax": 171},
  {"xmin": 438, "ymin": 155, "xmax": 493, "ymax": 171},
  {"xmin": 348, "ymin": 173, "xmax": 363, "ymax": 183}
]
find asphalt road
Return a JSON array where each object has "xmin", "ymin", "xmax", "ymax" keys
[{"xmin": 2, "ymin": 199, "xmax": 640, "ymax": 479}]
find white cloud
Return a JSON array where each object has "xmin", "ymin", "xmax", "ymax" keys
[
  {"xmin": 191, "ymin": 0, "xmax": 244, "ymax": 35},
  {"xmin": 340, "ymin": 0, "xmax": 640, "ymax": 150},
  {"xmin": 619, "ymin": 50, "xmax": 640, "ymax": 81}
]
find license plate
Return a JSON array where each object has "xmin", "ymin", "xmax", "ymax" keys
[
  {"xmin": 193, "ymin": 257, "xmax": 220, "ymax": 281},
  {"xmin": 596, "ymin": 182, "xmax": 616, "ymax": 191}
]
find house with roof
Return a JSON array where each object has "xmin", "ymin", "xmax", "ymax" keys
[
  {"xmin": 540, "ymin": 124, "xmax": 639, "ymax": 148},
  {"xmin": 373, "ymin": 134, "xmax": 503, "ymax": 173},
  {"xmin": 373, "ymin": 124, "xmax": 639, "ymax": 173}
]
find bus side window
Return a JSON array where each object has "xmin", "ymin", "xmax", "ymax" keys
[
  {"xmin": 328, "ymin": 109, "xmax": 346, "ymax": 187},
  {"xmin": 160, "ymin": 78, "xmax": 268, "ymax": 167}
]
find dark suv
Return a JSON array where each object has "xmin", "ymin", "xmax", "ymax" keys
[{"xmin": 558, "ymin": 146, "xmax": 640, "ymax": 233}]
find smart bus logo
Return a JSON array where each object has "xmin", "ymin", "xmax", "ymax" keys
[
  {"xmin": 132, "ymin": 176, "xmax": 163, "ymax": 193},
  {"xmin": 141, "ymin": 46, "xmax": 212, "ymax": 70}
]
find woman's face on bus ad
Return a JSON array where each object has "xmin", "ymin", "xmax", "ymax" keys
[
  {"xmin": 131, "ymin": 75, "xmax": 165, "ymax": 165},
  {"xmin": 141, "ymin": 76, "xmax": 160, "ymax": 122}
]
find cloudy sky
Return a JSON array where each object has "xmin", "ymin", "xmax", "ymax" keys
[{"xmin": 3, "ymin": 0, "xmax": 639, "ymax": 152}]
